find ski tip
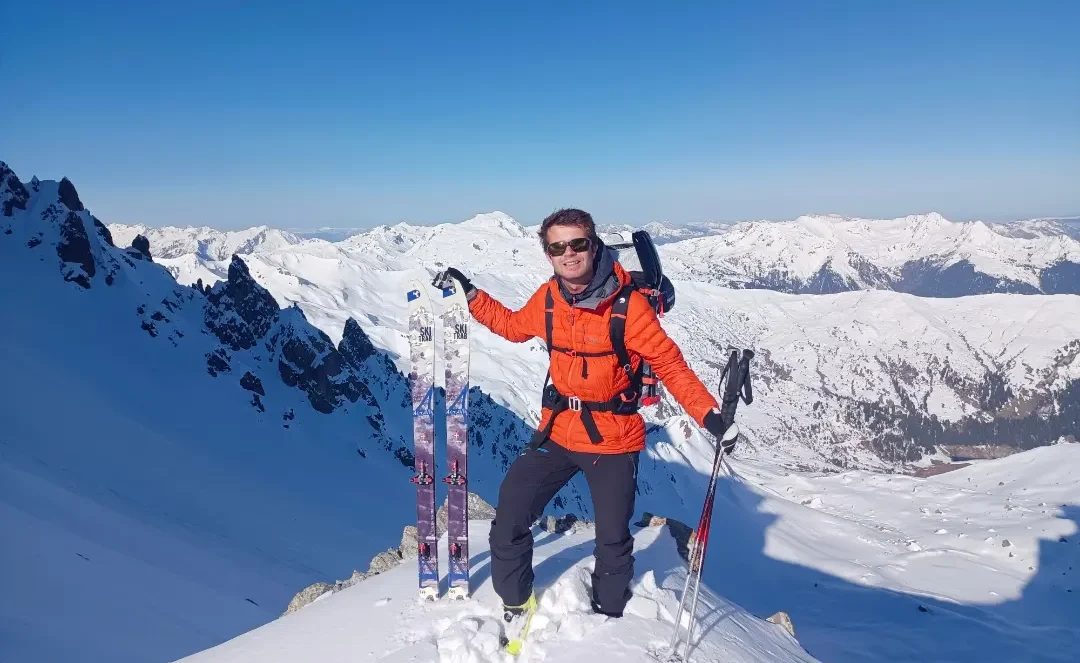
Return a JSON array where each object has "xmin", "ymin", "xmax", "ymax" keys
[
  {"xmin": 407, "ymin": 288, "xmax": 421, "ymax": 302},
  {"xmin": 441, "ymin": 286, "xmax": 455, "ymax": 298}
]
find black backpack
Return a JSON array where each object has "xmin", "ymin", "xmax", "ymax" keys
[{"xmin": 610, "ymin": 230, "xmax": 674, "ymax": 406}]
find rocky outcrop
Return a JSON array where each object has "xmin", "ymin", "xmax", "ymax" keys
[
  {"xmin": 206, "ymin": 349, "xmax": 231, "ymax": 376},
  {"xmin": 56, "ymin": 211, "xmax": 95, "ymax": 289},
  {"xmin": 270, "ymin": 311, "xmax": 374, "ymax": 414},
  {"xmin": 435, "ymin": 492, "xmax": 497, "ymax": 538},
  {"xmin": 0, "ymin": 161, "xmax": 30, "ymax": 217},
  {"xmin": 57, "ymin": 177, "xmax": 84, "ymax": 212},
  {"xmin": 283, "ymin": 493, "xmax": 497, "ymax": 616},
  {"xmin": 204, "ymin": 256, "xmax": 280, "ymax": 351},
  {"xmin": 339, "ymin": 318, "xmax": 376, "ymax": 364},
  {"xmin": 240, "ymin": 371, "xmax": 264, "ymax": 395},
  {"xmin": 282, "ymin": 582, "xmax": 334, "ymax": 615},
  {"xmin": 129, "ymin": 234, "xmax": 152, "ymax": 261}
]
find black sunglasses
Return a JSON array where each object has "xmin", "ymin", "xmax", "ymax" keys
[{"xmin": 546, "ymin": 236, "xmax": 592, "ymax": 256}]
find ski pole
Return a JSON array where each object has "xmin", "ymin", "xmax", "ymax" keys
[{"xmin": 665, "ymin": 349, "xmax": 753, "ymax": 661}]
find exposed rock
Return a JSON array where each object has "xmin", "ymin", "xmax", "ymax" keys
[
  {"xmin": 767, "ymin": 610, "xmax": 796, "ymax": 637},
  {"xmin": 368, "ymin": 550, "xmax": 402, "ymax": 575},
  {"xmin": 339, "ymin": 317, "xmax": 376, "ymax": 366},
  {"xmin": 333, "ymin": 569, "xmax": 369, "ymax": 592},
  {"xmin": 130, "ymin": 234, "xmax": 152, "ymax": 260},
  {"xmin": 57, "ymin": 177, "xmax": 84, "ymax": 211},
  {"xmin": 436, "ymin": 491, "xmax": 497, "ymax": 537},
  {"xmin": 240, "ymin": 371, "xmax": 265, "ymax": 395},
  {"xmin": 205, "ymin": 255, "xmax": 280, "ymax": 351},
  {"xmin": 539, "ymin": 513, "xmax": 594, "ymax": 535},
  {"xmin": 635, "ymin": 512, "xmax": 669, "ymax": 528},
  {"xmin": 56, "ymin": 211, "xmax": 94, "ymax": 288},
  {"xmin": 282, "ymin": 581, "xmax": 334, "ymax": 615},
  {"xmin": 399, "ymin": 525, "xmax": 419, "ymax": 559},
  {"xmin": 206, "ymin": 348, "xmax": 231, "ymax": 376},
  {"xmin": 93, "ymin": 217, "xmax": 114, "ymax": 247},
  {"xmin": 271, "ymin": 313, "xmax": 374, "ymax": 414},
  {"xmin": 639, "ymin": 515, "xmax": 694, "ymax": 563},
  {"xmin": 0, "ymin": 161, "xmax": 30, "ymax": 216},
  {"xmin": 284, "ymin": 533, "xmax": 412, "ymax": 615}
]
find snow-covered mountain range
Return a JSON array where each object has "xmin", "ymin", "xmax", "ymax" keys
[
  {"xmin": 3, "ymin": 159, "xmax": 1078, "ymax": 663},
  {"xmin": 656, "ymin": 212, "xmax": 1080, "ymax": 296},
  {"xmin": 108, "ymin": 208, "xmax": 1080, "ymax": 470},
  {"xmin": 253, "ymin": 213, "xmax": 1080, "ymax": 296}
]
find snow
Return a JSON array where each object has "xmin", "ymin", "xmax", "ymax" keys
[
  {"xmin": 657, "ymin": 212, "xmax": 1080, "ymax": 288},
  {"xmin": 107, "ymin": 213, "xmax": 1080, "ymax": 472},
  {"xmin": 175, "ymin": 523, "xmax": 816, "ymax": 663},
  {"xmin": 176, "ymin": 445, "xmax": 1079, "ymax": 663},
  {"xmin": 3, "ymin": 165, "xmax": 1078, "ymax": 663}
]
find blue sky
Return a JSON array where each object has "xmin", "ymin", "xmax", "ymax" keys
[{"xmin": 5, "ymin": 1, "xmax": 1078, "ymax": 230}]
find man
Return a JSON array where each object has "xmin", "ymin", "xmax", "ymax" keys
[{"xmin": 436, "ymin": 208, "xmax": 733, "ymax": 623}]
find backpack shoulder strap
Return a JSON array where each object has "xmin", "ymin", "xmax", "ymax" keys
[
  {"xmin": 609, "ymin": 284, "xmax": 636, "ymax": 387},
  {"xmin": 544, "ymin": 283, "xmax": 555, "ymax": 356}
]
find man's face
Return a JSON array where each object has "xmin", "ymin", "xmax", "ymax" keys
[{"xmin": 544, "ymin": 224, "xmax": 595, "ymax": 283}]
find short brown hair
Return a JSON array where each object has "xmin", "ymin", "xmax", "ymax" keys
[{"xmin": 538, "ymin": 208, "xmax": 596, "ymax": 247}]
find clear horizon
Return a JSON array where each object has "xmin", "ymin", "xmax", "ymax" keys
[{"xmin": 5, "ymin": 1, "xmax": 1079, "ymax": 231}]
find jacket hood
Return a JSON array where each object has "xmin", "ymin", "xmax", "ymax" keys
[{"xmin": 555, "ymin": 239, "xmax": 631, "ymax": 310}]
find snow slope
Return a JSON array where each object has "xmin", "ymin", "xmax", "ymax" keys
[
  {"xmin": 177, "ymin": 522, "xmax": 818, "ymax": 663},
  {"xmin": 0, "ymin": 167, "xmax": 425, "ymax": 662},
  {"xmin": 180, "ymin": 444, "xmax": 1080, "ymax": 663}
]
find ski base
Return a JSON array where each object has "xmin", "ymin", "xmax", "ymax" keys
[{"xmin": 418, "ymin": 586, "xmax": 439, "ymax": 602}]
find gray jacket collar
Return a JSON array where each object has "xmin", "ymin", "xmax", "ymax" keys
[{"xmin": 555, "ymin": 239, "xmax": 620, "ymax": 311}]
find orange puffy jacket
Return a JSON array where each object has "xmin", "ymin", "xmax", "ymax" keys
[{"xmin": 468, "ymin": 261, "xmax": 719, "ymax": 454}]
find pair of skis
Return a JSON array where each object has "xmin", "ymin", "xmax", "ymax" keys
[{"xmin": 407, "ymin": 273, "xmax": 471, "ymax": 601}]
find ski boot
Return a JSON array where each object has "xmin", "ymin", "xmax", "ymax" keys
[{"xmin": 499, "ymin": 592, "xmax": 537, "ymax": 655}]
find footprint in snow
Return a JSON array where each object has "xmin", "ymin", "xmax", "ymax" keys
[{"xmin": 374, "ymin": 597, "xmax": 391, "ymax": 607}]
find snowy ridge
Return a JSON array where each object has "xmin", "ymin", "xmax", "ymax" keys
[
  {"xmin": 114, "ymin": 211, "xmax": 1080, "ymax": 299},
  {"xmin": 110, "ymin": 207, "xmax": 1080, "ymax": 471},
  {"xmin": 177, "ymin": 521, "xmax": 819, "ymax": 663},
  {"xmin": 659, "ymin": 212, "xmax": 1080, "ymax": 294},
  {"xmin": 180, "ymin": 444, "xmax": 1080, "ymax": 663},
  {"xmin": 109, "ymin": 222, "xmax": 305, "ymax": 261}
]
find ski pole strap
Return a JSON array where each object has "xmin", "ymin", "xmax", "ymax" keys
[{"xmin": 528, "ymin": 383, "xmax": 640, "ymax": 449}]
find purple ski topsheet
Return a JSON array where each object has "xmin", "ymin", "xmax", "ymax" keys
[
  {"xmin": 407, "ymin": 280, "xmax": 438, "ymax": 600},
  {"xmin": 441, "ymin": 276, "xmax": 470, "ymax": 598}
]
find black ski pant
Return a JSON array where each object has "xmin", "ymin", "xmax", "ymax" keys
[{"xmin": 488, "ymin": 441, "xmax": 640, "ymax": 615}]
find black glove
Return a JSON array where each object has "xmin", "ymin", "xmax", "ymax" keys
[
  {"xmin": 703, "ymin": 409, "xmax": 738, "ymax": 455},
  {"xmin": 434, "ymin": 267, "xmax": 476, "ymax": 299}
]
